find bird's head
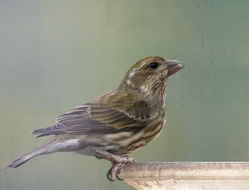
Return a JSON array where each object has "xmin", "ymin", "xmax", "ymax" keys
[{"xmin": 119, "ymin": 56, "xmax": 184, "ymax": 97}]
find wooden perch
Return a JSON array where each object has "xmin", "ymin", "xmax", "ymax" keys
[{"xmin": 117, "ymin": 162, "xmax": 249, "ymax": 190}]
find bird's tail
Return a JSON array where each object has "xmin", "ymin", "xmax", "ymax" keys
[{"xmin": 6, "ymin": 137, "xmax": 58, "ymax": 170}]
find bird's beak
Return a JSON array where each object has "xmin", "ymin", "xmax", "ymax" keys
[{"xmin": 166, "ymin": 60, "xmax": 184, "ymax": 77}]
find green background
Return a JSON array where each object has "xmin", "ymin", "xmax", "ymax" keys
[{"xmin": 0, "ymin": 1, "xmax": 248, "ymax": 189}]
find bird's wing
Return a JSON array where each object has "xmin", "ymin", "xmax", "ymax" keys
[{"xmin": 32, "ymin": 91, "xmax": 151, "ymax": 138}]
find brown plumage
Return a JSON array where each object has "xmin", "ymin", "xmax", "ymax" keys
[{"xmin": 6, "ymin": 56, "xmax": 183, "ymax": 181}]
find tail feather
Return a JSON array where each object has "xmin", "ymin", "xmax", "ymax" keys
[{"xmin": 6, "ymin": 138, "xmax": 57, "ymax": 170}]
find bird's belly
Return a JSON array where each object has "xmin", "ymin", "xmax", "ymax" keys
[
  {"xmin": 74, "ymin": 117, "xmax": 165, "ymax": 156},
  {"xmin": 105, "ymin": 122, "xmax": 164, "ymax": 155}
]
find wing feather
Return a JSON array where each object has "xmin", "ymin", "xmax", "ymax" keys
[{"xmin": 32, "ymin": 91, "xmax": 152, "ymax": 137}]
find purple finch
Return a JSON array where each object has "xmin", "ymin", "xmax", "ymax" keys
[{"xmin": 6, "ymin": 56, "xmax": 183, "ymax": 181}]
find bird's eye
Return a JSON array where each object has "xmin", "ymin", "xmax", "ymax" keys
[{"xmin": 149, "ymin": 62, "xmax": 159, "ymax": 69}]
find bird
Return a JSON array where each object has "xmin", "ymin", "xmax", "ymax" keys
[{"xmin": 6, "ymin": 56, "xmax": 183, "ymax": 181}]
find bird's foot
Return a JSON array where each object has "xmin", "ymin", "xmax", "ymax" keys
[
  {"xmin": 111, "ymin": 154, "xmax": 135, "ymax": 163},
  {"xmin": 94, "ymin": 150, "xmax": 135, "ymax": 181},
  {"xmin": 106, "ymin": 156, "xmax": 135, "ymax": 181}
]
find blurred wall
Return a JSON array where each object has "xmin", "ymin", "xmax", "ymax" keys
[{"xmin": 0, "ymin": 1, "xmax": 248, "ymax": 190}]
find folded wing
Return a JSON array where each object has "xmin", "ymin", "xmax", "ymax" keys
[{"xmin": 32, "ymin": 91, "xmax": 151, "ymax": 138}]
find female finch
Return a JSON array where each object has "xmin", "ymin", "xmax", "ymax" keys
[{"xmin": 6, "ymin": 56, "xmax": 183, "ymax": 181}]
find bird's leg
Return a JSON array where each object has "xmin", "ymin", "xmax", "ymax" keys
[
  {"xmin": 95, "ymin": 150, "xmax": 135, "ymax": 181},
  {"xmin": 96, "ymin": 150, "xmax": 135, "ymax": 163}
]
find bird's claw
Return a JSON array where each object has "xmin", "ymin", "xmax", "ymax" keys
[
  {"xmin": 106, "ymin": 157, "xmax": 135, "ymax": 182},
  {"xmin": 106, "ymin": 162, "xmax": 122, "ymax": 181}
]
